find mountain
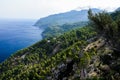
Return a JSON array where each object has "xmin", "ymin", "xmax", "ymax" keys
[
  {"xmin": 0, "ymin": 8, "xmax": 120, "ymax": 80},
  {"xmin": 115, "ymin": 7, "xmax": 120, "ymax": 11},
  {"xmin": 34, "ymin": 8, "xmax": 102, "ymax": 29},
  {"xmin": 42, "ymin": 21, "xmax": 87, "ymax": 38},
  {"xmin": 35, "ymin": 8, "xmax": 102, "ymax": 39}
]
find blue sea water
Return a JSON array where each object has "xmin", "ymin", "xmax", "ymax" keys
[{"xmin": 0, "ymin": 19, "xmax": 43, "ymax": 62}]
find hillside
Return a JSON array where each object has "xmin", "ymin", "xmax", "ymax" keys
[
  {"xmin": 0, "ymin": 26, "xmax": 97, "ymax": 80},
  {"xmin": 0, "ymin": 9, "xmax": 120, "ymax": 80},
  {"xmin": 35, "ymin": 8, "xmax": 101, "ymax": 39},
  {"xmin": 42, "ymin": 21, "xmax": 87, "ymax": 38},
  {"xmin": 34, "ymin": 8, "xmax": 101, "ymax": 29}
]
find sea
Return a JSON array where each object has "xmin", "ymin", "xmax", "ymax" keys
[{"xmin": 0, "ymin": 19, "xmax": 43, "ymax": 63}]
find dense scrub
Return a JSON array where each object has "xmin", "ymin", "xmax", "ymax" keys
[
  {"xmin": 0, "ymin": 9, "xmax": 120, "ymax": 80},
  {"xmin": 42, "ymin": 22, "xmax": 87, "ymax": 38},
  {"xmin": 0, "ymin": 26, "xmax": 97, "ymax": 80}
]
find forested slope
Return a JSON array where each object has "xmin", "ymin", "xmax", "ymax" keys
[
  {"xmin": 0, "ymin": 26, "xmax": 97, "ymax": 80},
  {"xmin": 0, "ymin": 9, "xmax": 120, "ymax": 80},
  {"xmin": 42, "ymin": 21, "xmax": 87, "ymax": 38}
]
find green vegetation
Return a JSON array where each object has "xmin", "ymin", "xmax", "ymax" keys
[
  {"xmin": 42, "ymin": 22, "xmax": 87, "ymax": 38},
  {"xmin": 36, "ymin": 8, "xmax": 101, "ymax": 39},
  {"xmin": 0, "ymin": 26, "xmax": 97, "ymax": 80},
  {"xmin": 0, "ymin": 9, "xmax": 120, "ymax": 80},
  {"xmin": 88, "ymin": 9, "xmax": 120, "ymax": 50}
]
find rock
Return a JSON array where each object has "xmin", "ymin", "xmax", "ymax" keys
[
  {"xmin": 47, "ymin": 76, "xmax": 52, "ymax": 80},
  {"xmin": 114, "ymin": 73, "xmax": 120, "ymax": 79},
  {"xmin": 88, "ymin": 72, "xmax": 97, "ymax": 77},
  {"xmin": 99, "ymin": 65, "xmax": 110, "ymax": 73},
  {"xmin": 66, "ymin": 58, "xmax": 72, "ymax": 63},
  {"xmin": 80, "ymin": 69, "xmax": 87, "ymax": 79},
  {"xmin": 73, "ymin": 74, "xmax": 80, "ymax": 78},
  {"xmin": 47, "ymin": 40, "xmax": 50, "ymax": 43},
  {"xmin": 63, "ymin": 77, "xmax": 67, "ymax": 80}
]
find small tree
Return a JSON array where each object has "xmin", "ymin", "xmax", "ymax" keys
[
  {"xmin": 88, "ymin": 9, "xmax": 120, "ymax": 50},
  {"xmin": 88, "ymin": 9, "xmax": 113, "ymax": 36}
]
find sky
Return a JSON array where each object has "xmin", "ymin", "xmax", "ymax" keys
[{"xmin": 0, "ymin": 0, "xmax": 120, "ymax": 19}]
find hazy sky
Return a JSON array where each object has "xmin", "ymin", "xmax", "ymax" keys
[{"xmin": 0, "ymin": 0, "xmax": 120, "ymax": 19}]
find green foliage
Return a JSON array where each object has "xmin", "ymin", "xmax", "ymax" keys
[
  {"xmin": 42, "ymin": 22, "xmax": 87, "ymax": 38},
  {"xmin": 3, "ymin": 9, "xmax": 120, "ymax": 79},
  {"xmin": 88, "ymin": 9, "xmax": 120, "ymax": 49},
  {"xmin": 0, "ymin": 26, "xmax": 97, "ymax": 79},
  {"xmin": 111, "ymin": 11, "xmax": 120, "ymax": 20},
  {"xmin": 88, "ymin": 9, "xmax": 113, "ymax": 34}
]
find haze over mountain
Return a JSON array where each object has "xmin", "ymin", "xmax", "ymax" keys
[
  {"xmin": 35, "ymin": 8, "xmax": 102, "ymax": 29},
  {"xmin": 0, "ymin": 0, "xmax": 120, "ymax": 19}
]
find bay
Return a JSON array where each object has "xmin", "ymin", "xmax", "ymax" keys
[{"xmin": 0, "ymin": 19, "xmax": 43, "ymax": 62}]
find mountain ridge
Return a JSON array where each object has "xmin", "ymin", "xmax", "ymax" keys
[{"xmin": 34, "ymin": 8, "xmax": 102, "ymax": 29}]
